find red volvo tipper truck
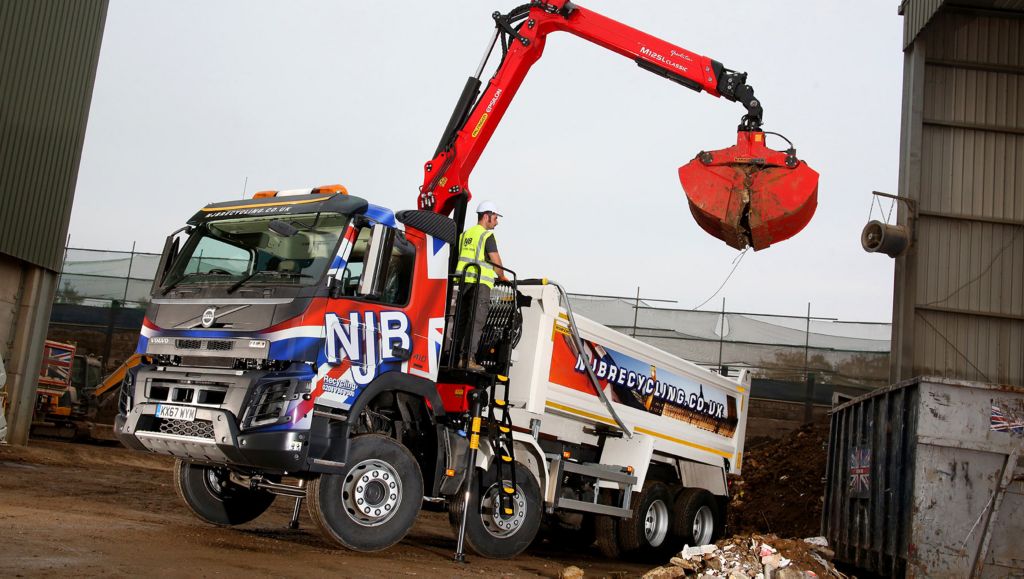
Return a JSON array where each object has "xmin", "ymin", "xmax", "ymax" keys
[{"xmin": 115, "ymin": 0, "xmax": 818, "ymax": 561}]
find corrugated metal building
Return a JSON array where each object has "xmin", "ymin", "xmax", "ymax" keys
[
  {"xmin": 892, "ymin": 0, "xmax": 1024, "ymax": 387},
  {"xmin": 0, "ymin": 0, "xmax": 108, "ymax": 444}
]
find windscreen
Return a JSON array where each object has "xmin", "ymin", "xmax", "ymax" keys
[{"xmin": 162, "ymin": 212, "xmax": 348, "ymax": 291}]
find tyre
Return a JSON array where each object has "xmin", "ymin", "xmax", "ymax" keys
[
  {"xmin": 448, "ymin": 462, "xmax": 542, "ymax": 559},
  {"xmin": 307, "ymin": 434, "xmax": 424, "ymax": 552},
  {"xmin": 594, "ymin": 487, "xmax": 624, "ymax": 558},
  {"xmin": 672, "ymin": 488, "xmax": 721, "ymax": 546},
  {"xmin": 594, "ymin": 514, "xmax": 621, "ymax": 558},
  {"xmin": 617, "ymin": 481, "xmax": 679, "ymax": 560},
  {"xmin": 174, "ymin": 459, "xmax": 276, "ymax": 526}
]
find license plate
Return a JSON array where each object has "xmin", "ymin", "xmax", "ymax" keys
[{"xmin": 156, "ymin": 404, "xmax": 197, "ymax": 422}]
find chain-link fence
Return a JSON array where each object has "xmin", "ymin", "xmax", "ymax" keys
[
  {"xmin": 50, "ymin": 245, "xmax": 159, "ymax": 371},
  {"xmin": 55, "ymin": 246, "xmax": 160, "ymax": 308},
  {"xmin": 567, "ymin": 293, "xmax": 890, "ymax": 393}
]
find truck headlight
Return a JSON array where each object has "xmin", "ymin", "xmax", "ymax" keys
[{"xmin": 245, "ymin": 381, "xmax": 292, "ymax": 428}]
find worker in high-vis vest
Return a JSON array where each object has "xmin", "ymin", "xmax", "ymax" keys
[{"xmin": 455, "ymin": 200, "xmax": 509, "ymax": 372}]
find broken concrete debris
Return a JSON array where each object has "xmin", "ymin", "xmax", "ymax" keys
[{"xmin": 643, "ymin": 533, "xmax": 847, "ymax": 579}]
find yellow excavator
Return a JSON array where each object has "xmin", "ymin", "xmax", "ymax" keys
[{"xmin": 34, "ymin": 340, "xmax": 147, "ymax": 441}]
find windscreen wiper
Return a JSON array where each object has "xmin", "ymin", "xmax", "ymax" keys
[
  {"xmin": 226, "ymin": 269, "xmax": 266, "ymax": 294},
  {"xmin": 227, "ymin": 271, "xmax": 313, "ymax": 294},
  {"xmin": 159, "ymin": 271, "xmax": 213, "ymax": 296}
]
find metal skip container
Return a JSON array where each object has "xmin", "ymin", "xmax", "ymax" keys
[{"xmin": 822, "ymin": 377, "xmax": 1024, "ymax": 577}]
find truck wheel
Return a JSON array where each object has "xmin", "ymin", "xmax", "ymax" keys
[
  {"xmin": 594, "ymin": 487, "xmax": 624, "ymax": 558},
  {"xmin": 448, "ymin": 462, "xmax": 542, "ymax": 559},
  {"xmin": 594, "ymin": 514, "xmax": 621, "ymax": 558},
  {"xmin": 174, "ymin": 459, "xmax": 275, "ymax": 526},
  {"xmin": 617, "ymin": 481, "xmax": 678, "ymax": 560},
  {"xmin": 307, "ymin": 434, "xmax": 423, "ymax": 552},
  {"xmin": 672, "ymin": 488, "xmax": 720, "ymax": 546}
]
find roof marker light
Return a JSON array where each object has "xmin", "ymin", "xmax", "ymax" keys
[{"xmin": 312, "ymin": 184, "xmax": 348, "ymax": 195}]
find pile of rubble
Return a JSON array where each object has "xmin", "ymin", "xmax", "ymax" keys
[{"xmin": 640, "ymin": 534, "xmax": 846, "ymax": 579}]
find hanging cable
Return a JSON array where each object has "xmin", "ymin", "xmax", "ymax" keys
[{"xmin": 692, "ymin": 248, "xmax": 748, "ymax": 310}]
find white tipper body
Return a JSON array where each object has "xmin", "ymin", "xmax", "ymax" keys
[{"xmin": 505, "ymin": 285, "xmax": 749, "ymax": 498}]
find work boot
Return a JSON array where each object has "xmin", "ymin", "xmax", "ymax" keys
[{"xmin": 466, "ymin": 360, "xmax": 486, "ymax": 373}]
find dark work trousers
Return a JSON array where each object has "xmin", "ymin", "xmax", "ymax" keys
[{"xmin": 457, "ymin": 283, "xmax": 491, "ymax": 363}]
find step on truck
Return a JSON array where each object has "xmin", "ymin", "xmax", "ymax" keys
[{"xmin": 115, "ymin": 0, "xmax": 818, "ymax": 560}]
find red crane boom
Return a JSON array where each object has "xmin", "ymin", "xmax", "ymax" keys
[{"xmin": 418, "ymin": 1, "xmax": 818, "ymax": 251}]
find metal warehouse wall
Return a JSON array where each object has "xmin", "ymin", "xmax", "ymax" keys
[
  {"xmin": 1, "ymin": 0, "xmax": 108, "ymax": 444},
  {"xmin": 893, "ymin": 1, "xmax": 1024, "ymax": 386},
  {"xmin": 0, "ymin": 0, "xmax": 109, "ymax": 272}
]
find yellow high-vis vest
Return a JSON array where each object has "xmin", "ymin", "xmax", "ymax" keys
[{"xmin": 456, "ymin": 224, "xmax": 497, "ymax": 288}]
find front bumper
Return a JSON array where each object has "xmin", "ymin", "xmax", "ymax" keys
[
  {"xmin": 115, "ymin": 364, "xmax": 316, "ymax": 473},
  {"xmin": 116, "ymin": 405, "xmax": 309, "ymax": 471}
]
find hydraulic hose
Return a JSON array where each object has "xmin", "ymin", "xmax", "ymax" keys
[{"xmin": 521, "ymin": 278, "xmax": 632, "ymax": 437}]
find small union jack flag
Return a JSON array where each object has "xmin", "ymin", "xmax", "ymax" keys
[
  {"xmin": 991, "ymin": 405, "xmax": 1024, "ymax": 434},
  {"xmin": 39, "ymin": 342, "xmax": 74, "ymax": 386},
  {"xmin": 849, "ymin": 447, "xmax": 871, "ymax": 497}
]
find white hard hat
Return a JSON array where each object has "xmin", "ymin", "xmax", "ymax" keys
[{"xmin": 476, "ymin": 200, "xmax": 502, "ymax": 216}]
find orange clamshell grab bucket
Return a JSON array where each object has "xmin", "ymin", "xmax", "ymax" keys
[{"xmin": 678, "ymin": 131, "xmax": 819, "ymax": 251}]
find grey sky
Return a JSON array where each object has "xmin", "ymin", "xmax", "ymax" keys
[{"xmin": 72, "ymin": 0, "xmax": 903, "ymax": 322}]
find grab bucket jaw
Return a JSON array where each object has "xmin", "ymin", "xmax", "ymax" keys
[{"xmin": 679, "ymin": 131, "xmax": 819, "ymax": 251}]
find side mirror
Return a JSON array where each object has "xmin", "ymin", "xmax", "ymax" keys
[
  {"xmin": 357, "ymin": 224, "xmax": 395, "ymax": 299},
  {"xmin": 327, "ymin": 275, "xmax": 342, "ymax": 299}
]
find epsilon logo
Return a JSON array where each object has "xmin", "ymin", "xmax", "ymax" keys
[{"xmin": 201, "ymin": 307, "xmax": 217, "ymax": 328}]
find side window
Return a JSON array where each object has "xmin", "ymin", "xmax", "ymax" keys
[
  {"xmin": 338, "ymin": 228, "xmax": 373, "ymax": 296},
  {"xmin": 337, "ymin": 226, "xmax": 415, "ymax": 305},
  {"xmin": 381, "ymin": 235, "xmax": 415, "ymax": 305}
]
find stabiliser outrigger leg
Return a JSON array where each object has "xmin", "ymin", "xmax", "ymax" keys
[
  {"xmin": 451, "ymin": 368, "xmax": 519, "ymax": 563},
  {"xmin": 453, "ymin": 387, "xmax": 486, "ymax": 563}
]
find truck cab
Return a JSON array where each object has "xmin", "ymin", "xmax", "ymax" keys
[{"xmin": 117, "ymin": 189, "xmax": 466, "ymax": 549}]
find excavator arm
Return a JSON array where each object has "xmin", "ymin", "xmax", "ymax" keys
[{"xmin": 419, "ymin": 0, "xmax": 817, "ymax": 250}]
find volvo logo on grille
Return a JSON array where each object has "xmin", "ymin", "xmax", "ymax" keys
[{"xmin": 201, "ymin": 307, "xmax": 217, "ymax": 328}]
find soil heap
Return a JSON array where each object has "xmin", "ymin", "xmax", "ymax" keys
[{"xmin": 728, "ymin": 422, "xmax": 830, "ymax": 538}]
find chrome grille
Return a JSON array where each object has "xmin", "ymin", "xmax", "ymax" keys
[
  {"xmin": 157, "ymin": 418, "xmax": 214, "ymax": 439},
  {"xmin": 174, "ymin": 338, "xmax": 234, "ymax": 351}
]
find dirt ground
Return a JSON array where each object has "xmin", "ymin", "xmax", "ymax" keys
[
  {"xmin": 727, "ymin": 422, "xmax": 830, "ymax": 538},
  {"xmin": 0, "ymin": 439, "xmax": 651, "ymax": 578}
]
